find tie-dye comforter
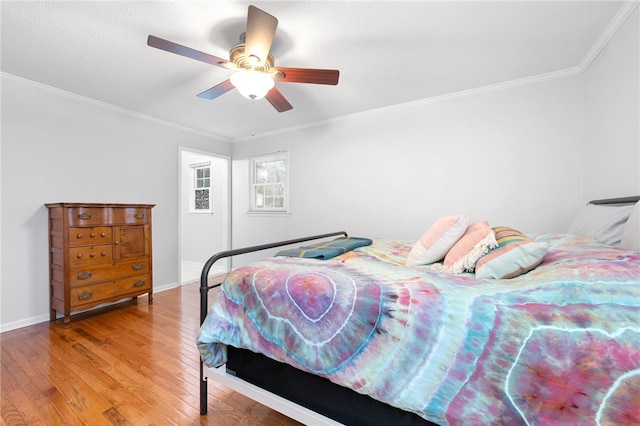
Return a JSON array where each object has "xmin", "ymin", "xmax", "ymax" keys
[{"xmin": 197, "ymin": 234, "xmax": 640, "ymax": 425}]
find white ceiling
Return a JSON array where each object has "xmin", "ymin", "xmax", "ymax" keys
[{"xmin": 0, "ymin": 1, "xmax": 632, "ymax": 141}]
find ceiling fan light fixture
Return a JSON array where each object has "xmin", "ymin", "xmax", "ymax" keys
[
  {"xmin": 230, "ymin": 70, "xmax": 274, "ymax": 100},
  {"xmin": 147, "ymin": 5, "xmax": 339, "ymax": 112}
]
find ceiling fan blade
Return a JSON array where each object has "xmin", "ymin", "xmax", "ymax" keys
[
  {"xmin": 245, "ymin": 5, "xmax": 278, "ymax": 66},
  {"xmin": 265, "ymin": 87, "xmax": 293, "ymax": 112},
  {"xmin": 147, "ymin": 35, "xmax": 231, "ymax": 69},
  {"xmin": 274, "ymin": 67, "xmax": 340, "ymax": 85},
  {"xmin": 197, "ymin": 79, "xmax": 235, "ymax": 100}
]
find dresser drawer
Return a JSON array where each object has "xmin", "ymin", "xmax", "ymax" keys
[
  {"xmin": 66, "ymin": 207, "xmax": 114, "ymax": 226},
  {"xmin": 114, "ymin": 207, "xmax": 150, "ymax": 224},
  {"xmin": 70, "ymin": 274, "xmax": 151, "ymax": 308},
  {"xmin": 69, "ymin": 258, "xmax": 150, "ymax": 286},
  {"xmin": 68, "ymin": 227, "xmax": 113, "ymax": 247},
  {"xmin": 69, "ymin": 244, "xmax": 113, "ymax": 267}
]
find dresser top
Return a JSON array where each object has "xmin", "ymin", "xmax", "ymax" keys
[{"xmin": 45, "ymin": 202, "xmax": 156, "ymax": 208}]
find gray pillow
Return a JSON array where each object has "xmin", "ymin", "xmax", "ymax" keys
[
  {"xmin": 620, "ymin": 202, "xmax": 639, "ymax": 251},
  {"xmin": 568, "ymin": 203, "xmax": 634, "ymax": 246}
]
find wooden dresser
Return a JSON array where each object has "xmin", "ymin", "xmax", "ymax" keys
[{"xmin": 46, "ymin": 202, "xmax": 155, "ymax": 325}]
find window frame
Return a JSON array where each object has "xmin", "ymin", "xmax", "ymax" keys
[
  {"xmin": 248, "ymin": 151, "xmax": 289, "ymax": 214},
  {"xmin": 189, "ymin": 162, "xmax": 213, "ymax": 214}
]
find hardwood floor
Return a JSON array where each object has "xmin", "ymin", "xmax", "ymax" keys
[{"xmin": 0, "ymin": 283, "xmax": 301, "ymax": 426}]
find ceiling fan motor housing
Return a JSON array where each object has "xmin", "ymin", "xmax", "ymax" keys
[{"xmin": 229, "ymin": 44, "xmax": 274, "ymax": 72}]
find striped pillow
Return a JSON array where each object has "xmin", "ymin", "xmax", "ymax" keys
[{"xmin": 475, "ymin": 227, "xmax": 548, "ymax": 279}]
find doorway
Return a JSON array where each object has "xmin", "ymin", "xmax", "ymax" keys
[{"xmin": 179, "ymin": 147, "xmax": 230, "ymax": 285}]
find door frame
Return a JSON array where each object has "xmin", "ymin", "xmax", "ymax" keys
[{"xmin": 178, "ymin": 146, "xmax": 231, "ymax": 286}]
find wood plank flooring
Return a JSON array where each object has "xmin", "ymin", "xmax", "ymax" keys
[{"xmin": 0, "ymin": 283, "xmax": 301, "ymax": 426}]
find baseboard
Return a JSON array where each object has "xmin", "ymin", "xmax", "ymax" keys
[
  {"xmin": 0, "ymin": 281, "xmax": 179, "ymax": 333},
  {"xmin": 0, "ymin": 313, "xmax": 52, "ymax": 333},
  {"xmin": 181, "ymin": 260, "xmax": 225, "ymax": 285}
]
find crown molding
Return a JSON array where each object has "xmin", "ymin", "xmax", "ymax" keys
[
  {"xmin": 579, "ymin": 0, "xmax": 639, "ymax": 72},
  {"xmin": 1, "ymin": 72, "xmax": 231, "ymax": 143},
  {"xmin": 233, "ymin": 66, "xmax": 582, "ymax": 142}
]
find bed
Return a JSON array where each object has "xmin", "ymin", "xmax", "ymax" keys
[{"xmin": 197, "ymin": 197, "xmax": 640, "ymax": 425}]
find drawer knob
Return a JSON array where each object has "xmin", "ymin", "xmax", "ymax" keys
[
  {"xmin": 101, "ymin": 251, "xmax": 107, "ymax": 256},
  {"xmin": 78, "ymin": 291, "xmax": 93, "ymax": 300},
  {"xmin": 76, "ymin": 233, "xmax": 83, "ymax": 239},
  {"xmin": 89, "ymin": 253, "xmax": 95, "ymax": 258},
  {"xmin": 101, "ymin": 232, "xmax": 106, "ymax": 237},
  {"xmin": 90, "ymin": 233, "xmax": 96, "ymax": 238},
  {"xmin": 132, "ymin": 263, "xmax": 144, "ymax": 270},
  {"xmin": 78, "ymin": 213, "xmax": 92, "ymax": 220},
  {"xmin": 134, "ymin": 280, "xmax": 146, "ymax": 288},
  {"xmin": 135, "ymin": 213, "xmax": 144, "ymax": 219},
  {"xmin": 76, "ymin": 253, "xmax": 83, "ymax": 259},
  {"xmin": 77, "ymin": 272, "xmax": 92, "ymax": 280}
]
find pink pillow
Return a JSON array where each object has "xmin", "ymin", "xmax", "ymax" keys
[
  {"xmin": 405, "ymin": 215, "xmax": 470, "ymax": 266},
  {"xmin": 442, "ymin": 221, "xmax": 497, "ymax": 273}
]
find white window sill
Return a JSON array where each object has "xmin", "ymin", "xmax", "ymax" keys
[{"xmin": 247, "ymin": 211, "xmax": 290, "ymax": 217}]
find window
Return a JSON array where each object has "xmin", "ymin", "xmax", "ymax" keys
[
  {"xmin": 190, "ymin": 163, "xmax": 212, "ymax": 213},
  {"xmin": 249, "ymin": 151, "xmax": 289, "ymax": 213}
]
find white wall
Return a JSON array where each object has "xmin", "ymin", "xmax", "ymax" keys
[
  {"xmin": 231, "ymin": 75, "xmax": 584, "ymax": 264},
  {"xmin": 230, "ymin": 7, "xmax": 640, "ymax": 263},
  {"xmin": 0, "ymin": 74, "xmax": 231, "ymax": 331},
  {"xmin": 583, "ymin": 6, "xmax": 640, "ymax": 201}
]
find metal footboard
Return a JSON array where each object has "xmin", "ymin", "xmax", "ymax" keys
[{"xmin": 199, "ymin": 231, "xmax": 348, "ymax": 415}]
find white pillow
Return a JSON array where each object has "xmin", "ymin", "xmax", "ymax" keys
[
  {"xmin": 405, "ymin": 215, "xmax": 470, "ymax": 266},
  {"xmin": 568, "ymin": 203, "xmax": 634, "ymax": 246},
  {"xmin": 620, "ymin": 202, "xmax": 639, "ymax": 252}
]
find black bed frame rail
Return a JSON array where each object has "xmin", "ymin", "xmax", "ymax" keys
[
  {"xmin": 199, "ymin": 230, "xmax": 348, "ymax": 415},
  {"xmin": 590, "ymin": 195, "xmax": 640, "ymax": 205}
]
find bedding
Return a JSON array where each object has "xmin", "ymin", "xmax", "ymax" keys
[{"xmin": 197, "ymin": 234, "xmax": 640, "ymax": 425}]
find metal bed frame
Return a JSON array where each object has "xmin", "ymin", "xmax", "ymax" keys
[
  {"xmin": 589, "ymin": 195, "xmax": 639, "ymax": 205},
  {"xmin": 198, "ymin": 231, "xmax": 348, "ymax": 419}
]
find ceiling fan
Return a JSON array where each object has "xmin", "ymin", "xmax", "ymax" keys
[{"xmin": 147, "ymin": 5, "xmax": 340, "ymax": 112}]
